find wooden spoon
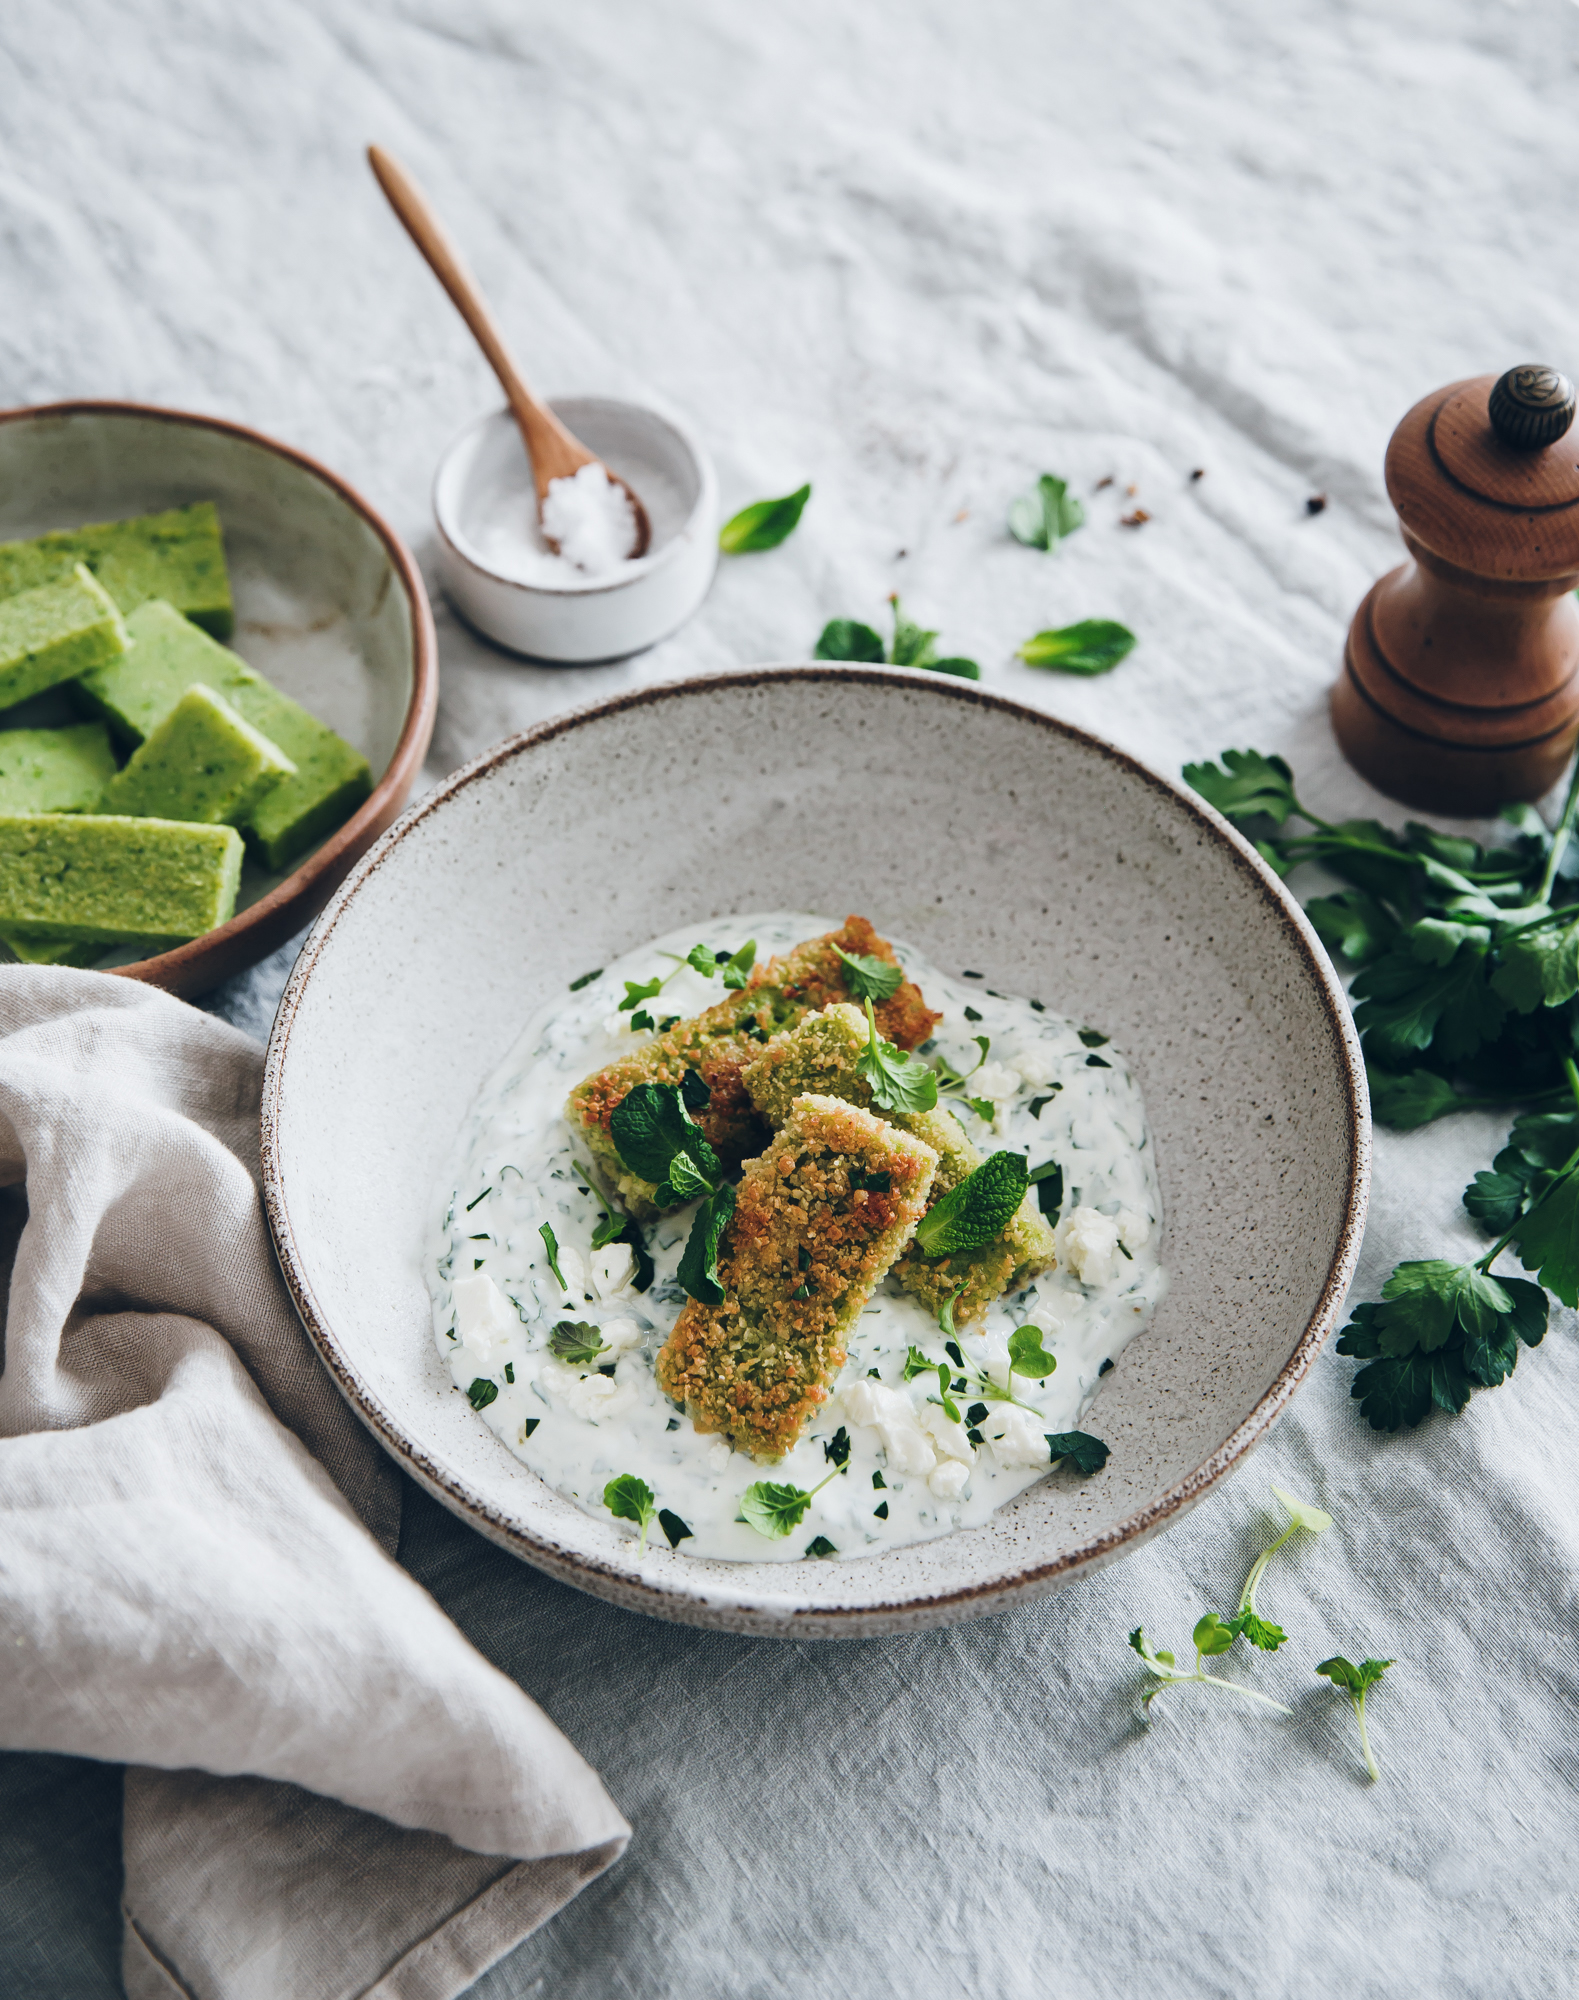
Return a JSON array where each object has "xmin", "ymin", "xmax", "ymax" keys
[{"xmin": 368, "ymin": 145, "xmax": 650, "ymax": 561}]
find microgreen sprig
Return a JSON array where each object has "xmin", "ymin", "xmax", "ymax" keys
[
  {"xmin": 1128, "ymin": 1621, "xmax": 1294, "ymax": 1716},
  {"xmin": 738, "ymin": 1464, "xmax": 846, "ymax": 1538},
  {"xmin": 603, "ymin": 1474, "xmax": 657, "ymax": 1553},
  {"xmin": 1316, "ymin": 1655, "xmax": 1393, "ymax": 1780}
]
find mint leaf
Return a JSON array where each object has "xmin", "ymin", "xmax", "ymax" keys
[
  {"xmin": 680, "ymin": 1067, "xmax": 711, "ymax": 1113},
  {"xmin": 549, "ymin": 1320, "xmax": 606, "ymax": 1364},
  {"xmin": 856, "ymin": 997, "xmax": 939, "ymax": 1114},
  {"xmin": 719, "ymin": 483, "xmax": 810, "ymax": 554},
  {"xmin": 538, "ymin": 1222, "xmax": 568, "ymax": 1290},
  {"xmin": 1018, "ymin": 619, "xmax": 1136, "ymax": 676},
  {"xmin": 466, "ymin": 1377, "xmax": 498, "ymax": 1411},
  {"xmin": 833, "ymin": 941, "xmax": 903, "ymax": 1003},
  {"xmin": 815, "ymin": 618, "xmax": 885, "ymax": 662},
  {"xmin": 677, "ymin": 1184, "xmax": 736, "ymax": 1304},
  {"xmin": 610, "ymin": 1082, "xmax": 721, "ymax": 1189},
  {"xmin": 1045, "ymin": 1429, "xmax": 1108, "ymax": 1473},
  {"xmin": 916, "ymin": 1151, "xmax": 1029, "ymax": 1256},
  {"xmin": 604, "ymin": 1473, "xmax": 657, "ymax": 1552},
  {"xmin": 660, "ymin": 1152, "xmax": 712, "ymax": 1204},
  {"xmin": 1008, "ymin": 473, "xmax": 1085, "ymax": 550}
]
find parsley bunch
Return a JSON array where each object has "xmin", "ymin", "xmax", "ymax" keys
[{"xmin": 1186, "ymin": 747, "xmax": 1579, "ymax": 1430}]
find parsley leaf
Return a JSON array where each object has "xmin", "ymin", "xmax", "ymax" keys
[
  {"xmin": 549, "ymin": 1320, "xmax": 606, "ymax": 1364},
  {"xmin": 1367, "ymin": 1065, "xmax": 1466, "ymax": 1130},
  {"xmin": 915, "ymin": 1151, "xmax": 1029, "ymax": 1255},
  {"xmin": 833, "ymin": 941, "xmax": 904, "ymax": 1003},
  {"xmin": 1044, "ymin": 1429, "xmax": 1108, "ymax": 1473},
  {"xmin": 619, "ymin": 975, "xmax": 663, "ymax": 1014},
  {"xmin": 721, "ymin": 939, "xmax": 757, "ymax": 989},
  {"xmin": 718, "ymin": 483, "xmax": 811, "ymax": 554},
  {"xmin": 1007, "ymin": 473, "xmax": 1085, "ymax": 551},
  {"xmin": 1316, "ymin": 1655, "xmax": 1393, "ymax": 1780},
  {"xmin": 856, "ymin": 997, "xmax": 939, "ymax": 1113},
  {"xmin": 1305, "ymin": 889, "xmax": 1400, "ymax": 965},
  {"xmin": 676, "ymin": 1184, "xmax": 736, "ymax": 1305},
  {"xmin": 1351, "ymin": 936, "xmax": 1507, "ymax": 1067},
  {"xmin": 1017, "ymin": 619, "xmax": 1137, "ymax": 676},
  {"xmin": 1182, "ymin": 748, "xmax": 1300, "ymax": 829},
  {"xmin": 604, "ymin": 1473, "xmax": 657, "ymax": 1553}
]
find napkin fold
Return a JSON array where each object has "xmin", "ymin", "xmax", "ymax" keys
[{"xmin": 0, "ymin": 969, "xmax": 629, "ymax": 2000}]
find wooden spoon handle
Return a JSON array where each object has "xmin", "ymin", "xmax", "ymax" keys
[{"xmin": 367, "ymin": 145, "xmax": 592, "ymax": 494}]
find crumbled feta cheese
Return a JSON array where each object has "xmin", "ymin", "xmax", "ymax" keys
[
  {"xmin": 590, "ymin": 1242, "xmax": 637, "ymax": 1298},
  {"xmin": 843, "ymin": 1380, "xmax": 939, "ymax": 1476},
  {"xmin": 706, "ymin": 1438, "xmax": 731, "ymax": 1471},
  {"xmin": 983, "ymin": 1402, "xmax": 1051, "ymax": 1468},
  {"xmin": 919, "ymin": 1403, "xmax": 976, "ymax": 1465},
  {"xmin": 598, "ymin": 1315, "xmax": 643, "ymax": 1354},
  {"xmin": 1117, "ymin": 1208, "xmax": 1152, "ymax": 1252},
  {"xmin": 971, "ymin": 1060, "xmax": 1022, "ymax": 1103},
  {"xmin": 1055, "ymin": 1206, "xmax": 1124, "ymax": 1287},
  {"xmin": 539, "ymin": 1358, "xmax": 635, "ymax": 1423},
  {"xmin": 452, "ymin": 1272, "xmax": 517, "ymax": 1362},
  {"xmin": 1024, "ymin": 1293, "xmax": 1068, "ymax": 1341},
  {"xmin": 552, "ymin": 1242, "xmax": 588, "ymax": 1300},
  {"xmin": 1013, "ymin": 1045, "xmax": 1061, "ymax": 1088},
  {"xmin": 928, "ymin": 1459, "xmax": 971, "ymax": 1500}
]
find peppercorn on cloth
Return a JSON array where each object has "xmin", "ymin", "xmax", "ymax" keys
[{"xmin": 0, "ymin": 969, "xmax": 628, "ymax": 2000}]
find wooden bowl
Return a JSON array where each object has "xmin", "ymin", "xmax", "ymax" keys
[
  {"xmin": 0, "ymin": 401, "xmax": 437, "ymax": 997},
  {"xmin": 262, "ymin": 667, "xmax": 1370, "ymax": 1638}
]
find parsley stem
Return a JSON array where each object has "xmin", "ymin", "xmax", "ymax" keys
[
  {"xmin": 1476, "ymin": 1066, "xmax": 1579, "ymax": 1272},
  {"xmin": 1537, "ymin": 758, "xmax": 1579, "ymax": 904}
]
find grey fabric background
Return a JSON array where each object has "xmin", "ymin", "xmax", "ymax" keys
[{"xmin": 3, "ymin": 0, "xmax": 1578, "ymax": 1993}]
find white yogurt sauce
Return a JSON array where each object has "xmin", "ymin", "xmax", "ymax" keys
[{"xmin": 428, "ymin": 914, "xmax": 1165, "ymax": 1564}]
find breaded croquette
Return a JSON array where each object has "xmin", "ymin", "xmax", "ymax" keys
[
  {"xmin": 742, "ymin": 1002, "xmax": 1057, "ymax": 1325},
  {"xmin": 655, "ymin": 1093, "xmax": 937, "ymax": 1459},
  {"xmin": 567, "ymin": 916, "xmax": 940, "ymax": 1217}
]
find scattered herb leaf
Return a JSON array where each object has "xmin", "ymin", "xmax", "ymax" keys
[
  {"xmin": 1044, "ymin": 1430, "xmax": 1108, "ymax": 1473},
  {"xmin": 568, "ymin": 967, "xmax": 603, "ymax": 991},
  {"xmin": 539, "ymin": 1222, "xmax": 568, "ymax": 1290},
  {"xmin": 739, "ymin": 1465, "xmax": 843, "ymax": 1538},
  {"xmin": 916, "ymin": 1151, "xmax": 1029, "ymax": 1256},
  {"xmin": 719, "ymin": 482, "xmax": 811, "ymax": 554},
  {"xmin": 549, "ymin": 1320, "xmax": 606, "ymax": 1365},
  {"xmin": 659, "ymin": 1508, "xmax": 694, "ymax": 1549},
  {"xmin": 857, "ymin": 997, "xmax": 939, "ymax": 1114},
  {"xmin": 834, "ymin": 941, "xmax": 904, "ymax": 1003},
  {"xmin": 1008, "ymin": 473, "xmax": 1085, "ymax": 552},
  {"xmin": 1316, "ymin": 1655, "xmax": 1393, "ymax": 1780},
  {"xmin": 604, "ymin": 1473, "xmax": 657, "ymax": 1553},
  {"xmin": 1017, "ymin": 619, "xmax": 1137, "ymax": 676},
  {"xmin": 466, "ymin": 1377, "xmax": 498, "ymax": 1411}
]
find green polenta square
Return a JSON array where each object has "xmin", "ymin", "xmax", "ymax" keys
[
  {"xmin": 0, "ymin": 814, "xmax": 243, "ymax": 943},
  {"xmin": 0, "ymin": 932, "xmax": 104, "ymax": 967},
  {"xmin": 0, "ymin": 566, "xmax": 128, "ymax": 712},
  {"xmin": 100, "ymin": 683, "xmax": 296, "ymax": 825},
  {"xmin": 74, "ymin": 600, "xmax": 372, "ymax": 871},
  {"xmin": 0, "ymin": 722, "xmax": 117, "ymax": 813},
  {"xmin": 0, "ymin": 503, "xmax": 233, "ymax": 638}
]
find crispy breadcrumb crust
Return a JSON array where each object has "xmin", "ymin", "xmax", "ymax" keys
[
  {"xmin": 742, "ymin": 1002, "xmax": 1057, "ymax": 1324},
  {"xmin": 567, "ymin": 917, "xmax": 940, "ymax": 1217},
  {"xmin": 655, "ymin": 1093, "xmax": 937, "ymax": 1460}
]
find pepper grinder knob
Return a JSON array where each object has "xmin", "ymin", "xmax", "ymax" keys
[{"xmin": 1488, "ymin": 364, "xmax": 1576, "ymax": 451}]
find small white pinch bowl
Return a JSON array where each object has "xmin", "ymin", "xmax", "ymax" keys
[
  {"xmin": 262, "ymin": 667, "xmax": 1370, "ymax": 1640},
  {"xmin": 433, "ymin": 397, "xmax": 718, "ymax": 664}
]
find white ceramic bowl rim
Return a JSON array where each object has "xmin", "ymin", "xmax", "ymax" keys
[
  {"xmin": 262, "ymin": 666, "xmax": 1371, "ymax": 1633},
  {"xmin": 433, "ymin": 396, "xmax": 712, "ymax": 600}
]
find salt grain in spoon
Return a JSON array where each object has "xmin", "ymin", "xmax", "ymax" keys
[{"xmin": 368, "ymin": 145, "xmax": 651, "ymax": 570}]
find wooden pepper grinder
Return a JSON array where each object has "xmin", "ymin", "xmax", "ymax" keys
[{"xmin": 1332, "ymin": 364, "xmax": 1579, "ymax": 815}]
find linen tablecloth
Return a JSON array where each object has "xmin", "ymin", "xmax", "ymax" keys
[{"xmin": 4, "ymin": 1, "xmax": 1577, "ymax": 1993}]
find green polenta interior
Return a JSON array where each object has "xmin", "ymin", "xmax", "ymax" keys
[{"xmin": 0, "ymin": 499, "xmax": 378, "ymax": 965}]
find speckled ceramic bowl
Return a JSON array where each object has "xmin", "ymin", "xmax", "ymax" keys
[{"xmin": 262, "ymin": 667, "xmax": 1369, "ymax": 1637}]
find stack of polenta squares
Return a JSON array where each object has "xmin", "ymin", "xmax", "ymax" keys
[{"xmin": 0, "ymin": 503, "xmax": 372, "ymax": 966}]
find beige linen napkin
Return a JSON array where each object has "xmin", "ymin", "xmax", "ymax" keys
[{"xmin": 0, "ymin": 968, "xmax": 629, "ymax": 2000}]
